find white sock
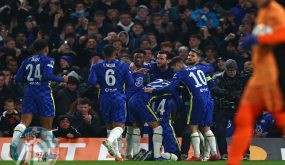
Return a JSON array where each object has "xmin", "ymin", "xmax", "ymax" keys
[
  {"xmin": 191, "ymin": 132, "xmax": 200, "ymax": 157},
  {"xmin": 204, "ymin": 130, "xmax": 217, "ymax": 155},
  {"xmin": 107, "ymin": 129, "xmax": 111, "ymax": 137},
  {"xmin": 107, "ymin": 127, "xmax": 123, "ymax": 144},
  {"xmin": 132, "ymin": 128, "xmax": 141, "ymax": 155},
  {"xmin": 12, "ymin": 124, "xmax": 26, "ymax": 142},
  {"xmin": 117, "ymin": 135, "xmax": 122, "ymax": 154},
  {"xmin": 199, "ymin": 132, "xmax": 205, "ymax": 155},
  {"xmin": 126, "ymin": 126, "xmax": 133, "ymax": 156},
  {"xmin": 162, "ymin": 152, "xmax": 178, "ymax": 161},
  {"xmin": 153, "ymin": 125, "xmax": 163, "ymax": 158},
  {"xmin": 113, "ymin": 139, "xmax": 121, "ymax": 157},
  {"xmin": 203, "ymin": 138, "xmax": 211, "ymax": 158}
]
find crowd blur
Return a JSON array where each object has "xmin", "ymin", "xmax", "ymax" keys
[{"xmin": 0, "ymin": 0, "xmax": 283, "ymax": 139}]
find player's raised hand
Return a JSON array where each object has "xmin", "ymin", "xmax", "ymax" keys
[
  {"xmin": 241, "ymin": 35, "xmax": 258, "ymax": 50},
  {"xmin": 63, "ymin": 75, "xmax": 69, "ymax": 83},
  {"xmin": 144, "ymin": 87, "xmax": 154, "ymax": 93}
]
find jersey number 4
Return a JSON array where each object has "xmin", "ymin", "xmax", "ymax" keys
[
  {"xmin": 189, "ymin": 70, "xmax": 206, "ymax": 88},
  {"xmin": 26, "ymin": 64, "xmax": 42, "ymax": 81},
  {"xmin": 105, "ymin": 69, "xmax": 116, "ymax": 86}
]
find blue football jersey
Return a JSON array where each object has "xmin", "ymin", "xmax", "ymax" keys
[
  {"xmin": 125, "ymin": 72, "xmax": 147, "ymax": 100},
  {"xmin": 153, "ymin": 65, "xmax": 213, "ymax": 107},
  {"xmin": 15, "ymin": 54, "xmax": 64, "ymax": 96},
  {"xmin": 147, "ymin": 79, "xmax": 182, "ymax": 122},
  {"xmin": 88, "ymin": 59, "xmax": 134, "ymax": 94}
]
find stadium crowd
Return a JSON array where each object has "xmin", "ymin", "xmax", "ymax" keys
[{"xmin": 0, "ymin": 0, "xmax": 284, "ymax": 160}]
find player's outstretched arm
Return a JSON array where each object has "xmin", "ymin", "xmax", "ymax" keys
[
  {"xmin": 43, "ymin": 60, "xmax": 64, "ymax": 82},
  {"xmin": 15, "ymin": 61, "xmax": 26, "ymax": 83},
  {"xmin": 87, "ymin": 65, "xmax": 98, "ymax": 85}
]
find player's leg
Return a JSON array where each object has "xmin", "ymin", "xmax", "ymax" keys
[
  {"xmin": 189, "ymin": 124, "xmax": 201, "ymax": 160},
  {"xmin": 148, "ymin": 121, "xmax": 163, "ymax": 159},
  {"xmin": 201, "ymin": 126, "xmax": 219, "ymax": 160},
  {"xmin": 125, "ymin": 126, "xmax": 133, "ymax": 157},
  {"xmin": 99, "ymin": 97, "xmax": 117, "ymax": 157},
  {"xmin": 12, "ymin": 96, "xmax": 35, "ymax": 142},
  {"xmin": 201, "ymin": 102, "xmax": 219, "ymax": 161},
  {"xmin": 227, "ymin": 104, "xmax": 262, "ymax": 165},
  {"xmin": 109, "ymin": 96, "xmax": 126, "ymax": 160},
  {"xmin": 126, "ymin": 97, "xmax": 142, "ymax": 158},
  {"xmin": 161, "ymin": 122, "xmax": 180, "ymax": 161}
]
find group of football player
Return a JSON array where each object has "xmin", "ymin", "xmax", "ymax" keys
[{"xmin": 88, "ymin": 45, "xmax": 221, "ymax": 161}]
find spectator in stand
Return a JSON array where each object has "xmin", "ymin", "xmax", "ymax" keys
[
  {"xmin": 106, "ymin": 9, "xmax": 120, "ymax": 28},
  {"xmin": 134, "ymin": 5, "xmax": 151, "ymax": 27},
  {"xmin": 213, "ymin": 57, "xmax": 226, "ymax": 77},
  {"xmin": 144, "ymin": 48, "xmax": 155, "ymax": 64},
  {"xmin": 204, "ymin": 46, "xmax": 218, "ymax": 65},
  {"xmin": 191, "ymin": 2, "xmax": 219, "ymax": 29},
  {"xmin": 188, "ymin": 34, "xmax": 202, "ymax": 50},
  {"xmin": 68, "ymin": 97, "xmax": 104, "ymax": 137},
  {"xmin": 54, "ymin": 76, "xmax": 79, "ymax": 116},
  {"xmin": 0, "ymin": 99, "xmax": 20, "ymax": 137},
  {"xmin": 53, "ymin": 115, "xmax": 80, "ymax": 138},
  {"xmin": 0, "ymin": 72, "xmax": 20, "ymax": 111},
  {"xmin": 118, "ymin": 31, "xmax": 129, "ymax": 48},
  {"xmin": 117, "ymin": 11, "xmax": 134, "ymax": 33},
  {"xmin": 93, "ymin": 10, "xmax": 115, "ymax": 37},
  {"xmin": 160, "ymin": 41, "xmax": 174, "ymax": 54},
  {"xmin": 128, "ymin": 22, "xmax": 145, "ymax": 52},
  {"xmin": 76, "ymin": 37, "xmax": 98, "ymax": 68},
  {"xmin": 178, "ymin": 46, "xmax": 189, "ymax": 61},
  {"xmin": 146, "ymin": 13, "xmax": 166, "ymax": 43},
  {"xmin": 146, "ymin": 32, "xmax": 159, "ymax": 52}
]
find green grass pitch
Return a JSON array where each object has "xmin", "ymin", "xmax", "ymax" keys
[{"xmin": 0, "ymin": 160, "xmax": 285, "ymax": 165}]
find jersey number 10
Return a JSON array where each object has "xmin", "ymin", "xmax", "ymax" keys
[{"xmin": 189, "ymin": 70, "xmax": 207, "ymax": 88}]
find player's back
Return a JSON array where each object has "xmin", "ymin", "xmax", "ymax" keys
[
  {"xmin": 91, "ymin": 59, "xmax": 133, "ymax": 95},
  {"xmin": 16, "ymin": 54, "xmax": 54, "ymax": 96},
  {"xmin": 180, "ymin": 65, "xmax": 212, "ymax": 103}
]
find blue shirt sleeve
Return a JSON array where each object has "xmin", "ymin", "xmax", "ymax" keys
[
  {"xmin": 43, "ymin": 58, "xmax": 64, "ymax": 82},
  {"xmin": 124, "ymin": 64, "xmax": 134, "ymax": 88},
  {"xmin": 87, "ymin": 64, "xmax": 98, "ymax": 85},
  {"xmin": 153, "ymin": 71, "xmax": 183, "ymax": 94},
  {"xmin": 15, "ymin": 60, "xmax": 26, "ymax": 83}
]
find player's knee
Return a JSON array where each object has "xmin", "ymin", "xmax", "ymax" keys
[
  {"xmin": 133, "ymin": 128, "xmax": 141, "ymax": 136},
  {"xmin": 153, "ymin": 125, "xmax": 163, "ymax": 135},
  {"xmin": 126, "ymin": 126, "xmax": 134, "ymax": 134}
]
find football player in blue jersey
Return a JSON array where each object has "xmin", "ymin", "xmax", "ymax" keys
[
  {"xmin": 12, "ymin": 39, "xmax": 69, "ymax": 160},
  {"xmin": 128, "ymin": 79, "xmax": 182, "ymax": 161},
  {"xmin": 125, "ymin": 49, "xmax": 149, "ymax": 159},
  {"xmin": 146, "ymin": 51, "xmax": 174, "ymax": 81},
  {"xmin": 88, "ymin": 45, "xmax": 134, "ymax": 161},
  {"xmin": 181, "ymin": 48, "xmax": 217, "ymax": 160},
  {"xmin": 145, "ymin": 56, "xmax": 219, "ymax": 161}
]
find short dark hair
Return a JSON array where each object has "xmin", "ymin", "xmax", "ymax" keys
[
  {"xmin": 103, "ymin": 45, "xmax": 115, "ymax": 58},
  {"xmin": 78, "ymin": 97, "xmax": 92, "ymax": 106},
  {"xmin": 169, "ymin": 56, "xmax": 185, "ymax": 67},
  {"xmin": 132, "ymin": 49, "xmax": 146, "ymax": 56},
  {"xmin": 157, "ymin": 51, "xmax": 174, "ymax": 60},
  {"xmin": 32, "ymin": 39, "xmax": 48, "ymax": 52},
  {"xmin": 190, "ymin": 34, "xmax": 202, "ymax": 40}
]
